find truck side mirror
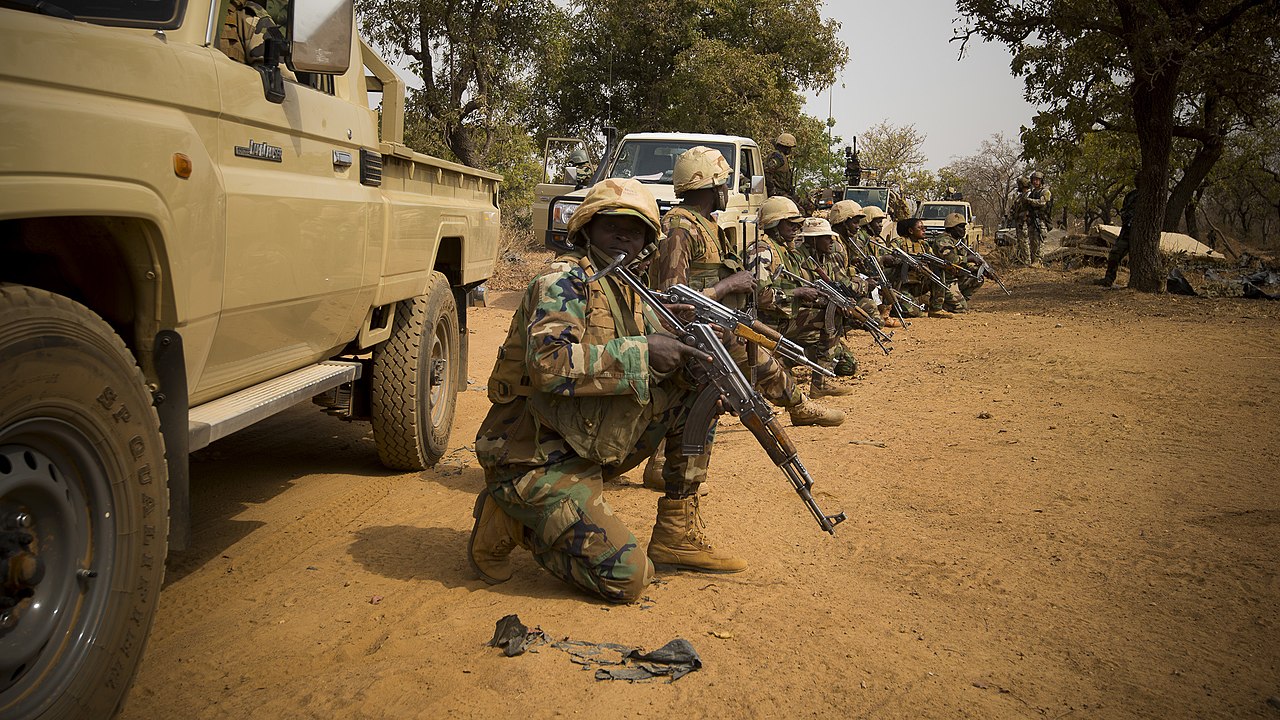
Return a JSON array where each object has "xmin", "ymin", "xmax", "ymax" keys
[
  {"xmin": 750, "ymin": 175, "xmax": 765, "ymax": 195},
  {"xmin": 288, "ymin": 0, "xmax": 354, "ymax": 75}
]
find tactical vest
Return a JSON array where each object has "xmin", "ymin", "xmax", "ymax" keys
[
  {"xmin": 486, "ymin": 253, "xmax": 661, "ymax": 466},
  {"xmin": 664, "ymin": 206, "xmax": 745, "ymax": 307}
]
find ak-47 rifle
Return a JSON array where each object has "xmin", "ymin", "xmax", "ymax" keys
[
  {"xmin": 777, "ymin": 267, "xmax": 893, "ymax": 356},
  {"xmin": 955, "ymin": 237, "xmax": 1011, "ymax": 295},
  {"xmin": 588, "ymin": 253, "xmax": 847, "ymax": 535},
  {"xmin": 871, "ymin": 240, "xmax": 952, "ymax": 294},
  {"xmin": 846, "ymin": 240, "xmax": 920, "ymax": 326},
  {"xmin": 916, "ymin": 250, "xmax": 982, "ymax": 283},
  {"xmin": 655, "ymin": 284, "xmax": 833, "ymax": 377}
]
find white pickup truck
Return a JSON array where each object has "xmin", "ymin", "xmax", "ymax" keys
[
  {"xmin": 0, "ymin": 0, "xmax": 500, "ymax": 716},
  {"xmin": 532, "ymin": 132, "xmax": 769, "ymax": 255}
]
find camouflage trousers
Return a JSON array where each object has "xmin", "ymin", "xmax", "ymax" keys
[
  {"xmin": 1013, "ymin": 218, "xmax": 1032, "ymax": 265},
  {"xmin": 782, "ymin": 305, "xmax": 847, "ymax": 370},
  {"xmin": 903, "ymin": 281, "xmax": 943, "ymax": 315},
  {"xmin": 731, "ymin": 336, "xmax": 803, "ymax": 407},
  {"xmin": 486, "ymin": 390, "xmax": 714, "ymax": 604}
]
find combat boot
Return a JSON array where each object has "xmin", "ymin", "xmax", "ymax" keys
[
  {"xmin": 647, "ymin": 496, "xmax": 747, "ymax": 573},
  {"xmin": 929, "ymin": 309, "xmax": 956, "ymax": 319},
  {"xmin": 788, "ymin": 395, "xmax": 845, "ymax": 426},
  {"xmin": 1094, "ymin": 260, "xmax": 1118, "ymax": 287},
  {"xmin": 810, "ymin": 372, "xmax": 853, "ymax": 398},
  {"xmin": 468, "ymin": 489, "xmax": 525, "ymax": 585}
]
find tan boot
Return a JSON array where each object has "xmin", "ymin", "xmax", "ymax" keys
[
  {"xmin": 810, "ymin": 373, "xmax": 853, "ymax": 399},
  {"xmin": 468, "ymin": 489, "xmax": 525, "ymax": 585},
  {"xmin": 929, "ymin": 309, "xmax": 956, "ymax": 319},
  {"xmin": 787, "ymin": 395, "xmax": 845, "ymax": 426},
  {"xmin": 647, "ymin": 496, "xmax": 746, "ymax": 573}
]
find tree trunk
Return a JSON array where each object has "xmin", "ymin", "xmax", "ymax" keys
[
  {"xmin": 1163, "ymin": 139, "xmax": 1223, "ymax": 232},
  {"xmin": 1184, "ymin": 186, "xmax": 1205, "ymax": 240},
  {"xmin": 448, "ymin": 124, "xmax": 483, "ymax": 168},
  {"xmin": 1127, "ymin": 62, "xmax": 1183, "ymax": 292}
]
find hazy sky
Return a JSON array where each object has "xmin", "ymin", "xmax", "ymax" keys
[{"xmin": 805, "ymin": 0, "xmax": 1041, "ymax": 171}]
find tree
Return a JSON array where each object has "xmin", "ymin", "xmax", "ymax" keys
[
  {"xmin": 857, "ymin": 121, "xmax": 928, "ymax": 187},
  {"xmin": 357, "ymin": 0, "xmax": 564, "ymax": 169},
  {"xmin": 536, "ymin": 0, "xmax": 847, "ymax": 167},
  {"xmin": 956, "ymin": 0, "xmax": 1279, "ymax": 292},
  {"xmin": 941, "ymin": 133, "xmax": 1026, "ymax": 231}
]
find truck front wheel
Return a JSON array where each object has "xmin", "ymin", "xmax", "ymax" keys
[
  {"xmin": 0, "ymin": 285, "xmax": 169, "ymax": 720},
  {"xmin": 371, "ymin": 273, "xmax": 460, "ymax": 470}
]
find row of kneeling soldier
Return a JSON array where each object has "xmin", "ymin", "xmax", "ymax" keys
[{"xmin": 468, "ymin": 147, "xmax": 993, "ymax": 603}]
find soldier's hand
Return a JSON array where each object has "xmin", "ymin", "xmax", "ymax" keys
[
  {"xmin": 712, "ymin": 270, "xmax": 755, "ymax": 299},
  {"xmin": 659, "ymin": 303, "xmax": 695, "ymax": 329},
  {"xmin": 792, "ymin": 287, "xmax": 822, "ymax": 303},
  {"xmin": 648, "ymin": 333, "xmax": 711, "ymax": 374}
]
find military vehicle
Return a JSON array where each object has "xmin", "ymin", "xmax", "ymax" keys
[
  {"xmin": 915, "ymin": 200, "xmax": 984, "ymax": 246},
  {"xmin": 0, "ymin": 1, "xmax": 500, "ymax": 716},
  {"xmin": 532, "ymin": 131, "xmax": 768, "ymax": 255}
]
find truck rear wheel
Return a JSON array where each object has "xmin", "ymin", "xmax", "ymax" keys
[
  {"xmin": 371, "ymin": 273, "xmax": 460, "ymax": 470},
  {"xmin": 0, "ymin": 285, "xmax": 169, "ymax": 720}
]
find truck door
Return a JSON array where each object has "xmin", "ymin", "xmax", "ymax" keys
[{"xmin": 204, "ymin": 51, "xmax": 377, "ymax": 397}]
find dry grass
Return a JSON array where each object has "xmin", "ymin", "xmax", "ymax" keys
[{"xmin": 488, "ymin": 225, "xmax": 555, "ymax": 292}]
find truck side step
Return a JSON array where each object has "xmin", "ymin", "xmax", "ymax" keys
[{"xmin": 189, "ymin": 361, "xmax": 362, "ymax": 451}]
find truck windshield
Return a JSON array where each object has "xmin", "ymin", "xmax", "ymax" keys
[
  {"xmin": 607, "ymin": 141, "xmax": 736, "ymax": 184},
  {"xmin": 28, "ymin": 0, "xmax": 186, "ymax": 28},
  {"xmin": 917, "ymin": 204, "xmax": 967, "ymax": 220},
  {"xmin": 844, "ymin": 187, "xmax": 888, "ymax": 211}
]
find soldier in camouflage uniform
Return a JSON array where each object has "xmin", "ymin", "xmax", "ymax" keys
[
  {"xmin": 1024, "ymin": 171, "xmax": 1053, "ymax": 265},
  {"xmin": 469, "ymin": 178, "xmax": 746, "ymax": 604},
  {"xmin": 218, "ymin": 0, "xmax": 281, "ymax": 66},
  {"xmin": 648, "ymin": 146, "xmax": 841, "ymax": 427},
  {"xmin": 889, "ymin": 217, "xmax": 953, "ymax": 318},
  {"xmin": 795, "ymin": 217, "xmax": 878, "ymax": 379},
  {"xmin": 764, "ymin": 132, "xmax": 799, "ymax": 205},
  {"xmin": 1007, "ymin": 176, "xmax": 1033, "ymax": 265},
  {"xmin": 831, "ymin": 200, "xmax": 903, "ymax": 329},
  {"xmin": 562, "ymin": 147, "xmax": 596, "ymax": 190},
  {"xmin": 936, "ymin": 213, "xmax": 984, "ymax": 312}
]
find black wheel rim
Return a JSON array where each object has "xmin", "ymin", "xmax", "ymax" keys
[{"xmin": 0, "ymin": 417, "xmax": 116, "ymax": 717}]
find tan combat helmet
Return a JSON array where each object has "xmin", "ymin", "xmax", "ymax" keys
[
  {"xmin": 1030, "ymin": 171, "xmax": 1044, "ymax": 182},
  {"xmin": 1016, "ymin": 176, "xmax": 1031, "ymax": 190},
  {"xmin": 567, "ymin": 178, "xmax": 662, "ymax": 247},
  {"xmin": 944, "ymin": 212, "xmax": 967, "ymax": 229},
  {"xmin": 673, "ymin": 146, "xmax": 732, "ymax": 196},
  {"xmin": 860, "ymin": 205, "xmax": 887, "ymax": 226},
  {"xmin": 828, "ymin": 200, "xmax": 866, "ymax": 227},
  {"xmin": 799, "ymin": 217, "xmax": 838, "ymax": 239},
  {"xmin": 775, "ymin": 132, "xmax": 797, "ymax": 148},
  {"xmin": 758, "ymin": 195, "xmax": 804, "ymax": 230}
]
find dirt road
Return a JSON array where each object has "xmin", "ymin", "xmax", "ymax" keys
[{"xmin": 120, "ymin": 267, "xmax": 1280, "ymax": 719}]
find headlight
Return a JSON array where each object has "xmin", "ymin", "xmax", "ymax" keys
[{"xmin": 552, "ymin": 200, "xmax": 580, "ymax": 229}]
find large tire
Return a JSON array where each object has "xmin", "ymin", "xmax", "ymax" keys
[
  {"xmin": 371, "ymin": 272, "xmax": 460, "ymax": 470},
  {"xmin": 0, "ymin": 285, "xmax": 169, "ymax": 720}
]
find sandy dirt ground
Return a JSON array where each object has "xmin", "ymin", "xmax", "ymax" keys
[{"xmin": 119, "ymin": 264, "xmax": 1280, "ymax": 719}]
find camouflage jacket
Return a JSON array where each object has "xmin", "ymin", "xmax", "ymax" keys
[
  {"xmin": 476, "ymin": 251, "xmax": 681, "ymax": 473},
  {"xmin": 650, "ymin": 206, "xmax": 742, "ymax": 301},
  {"xmin": 746, "ymin": 234, "xmax": 806, "ymax": 325},
  {"xmin": 763, "ymin": 151, "xmax": 795, "ymax": 199}
]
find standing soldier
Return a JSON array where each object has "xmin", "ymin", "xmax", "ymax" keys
[
  {"xmin": 764, "ymin": 132, "xmax": 799, "ymax": 205},
  {"xmin": 218, "ymin": 0, "xmax": 282, "ymax": 65},
  {"xmin": 1096, "ymin": 180, "xmax": 1140, "ymax": 287},
  {"xmin": 649, "ymin": 147, "xmax": 842, "ymax": 426},
  {"xmin": 1025, "ymin": 171, "xmax": 1053, "ymax": 265},
  {"xmin": 469, "ymin": 178, "xmax": 748, "ymax": 604},
  {"xmin": 1007, "ymin": 176, "xmax": 1032, "ymax": 264}
]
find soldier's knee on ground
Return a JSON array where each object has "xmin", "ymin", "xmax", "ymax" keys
[{"xmin": 605, "ymin": 554, "xmax": 654, "ymax": 604}]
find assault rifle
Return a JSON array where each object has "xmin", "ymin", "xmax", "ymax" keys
[
  {"xmin": 777, "ymin": 268, "xmax": 893, "ymax": 356},
  {"xmin": 872, "ymin": 241, "xmax": 951, "ymax": 293},
  {"xmin": 846, "ymin": 240, "xmax": 921, "ymax": 325},
  {"xmin": 654, "ymin": 284, "xmax": 833, "ymax": 378},
  {"xmin": 916, "ymin": 251, "xmax": 982, "ymax": 283},
  {"xmin": 589, "ymin": 253, "xmax": 847, "ymax": 535},
  {"xmin": 955, "ymin": 238, "xmax": 1011, "ymax": 295}
]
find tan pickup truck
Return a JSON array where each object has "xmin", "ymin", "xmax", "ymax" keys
[
  {"xmin": 915, "ymin": 200, "xmax": 984, "ymax": 246},
  {"xmin": 0, "ymin": 0, "xmax": 500, "ymax": 716},
  {"xmin": 532, "ymin": 132, "xmax": 768, "ymax": 256}
]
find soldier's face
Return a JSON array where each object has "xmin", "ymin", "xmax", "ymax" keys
[
  {"xmin": 869, "ymin": 219, "xmax": 884, "ymax": 235},
  {"xmin": 777, "ymin": 219, "xmax": 802, "ymax": 243},
  {"xmin": 587, "ymin": 214, "xmax": 648, "ymax": 262},
  {"xmin": 810, "ymin": 235, "xmax": 832, "ymax": 254},
  {"xmin": 1032, "ymin": 177, "xmax": 1042, "ymax": 188},
  {"xmin": 908, "ymin": 222, "xmax": 926, "ymax": 239}
]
